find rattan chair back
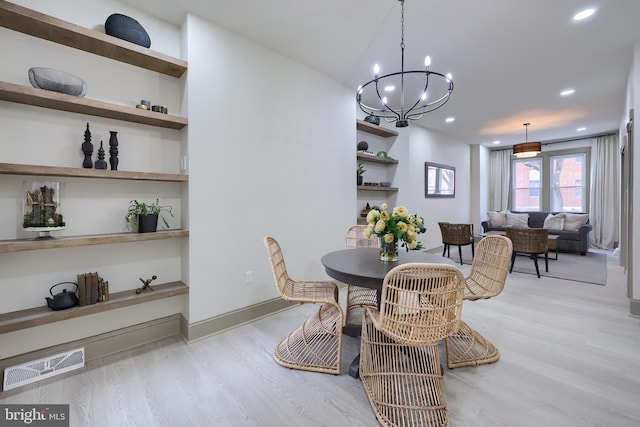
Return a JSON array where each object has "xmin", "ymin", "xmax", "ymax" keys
[
  {"xmin": 345, "ymin": 224, "xmax": 380, "ymax": 249},
  {"xmin": 464, "ymin": 235, "xmax": 513, "ymax": 300},
  {"xmin": 263, "ymin": 236, "xmax": 291, "ymax": 299},
  {"xmin": 438, "ymin": 222, "xmax": 474, "ymax": 245},
  {"xmin": 376, "ymin": 263, "xmax": 465, "ymax": 345},
  {"xmin": 506, "ymin": 227, "xmax": 548, "ymax": 254}
]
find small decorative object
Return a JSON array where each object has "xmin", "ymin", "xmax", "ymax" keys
[
  {"xmin": 364, "ymin": 203, "xmax": 426, "ymax": 262},
  {"xmin": 28, "ymin": 67, "xmax": 87, "ymax": 97},
  {"xmin": 141, "ymin": 99, "xmax": 151, "ymax": 109},
  {"xmin": 364, "ymin": 115, "xmax": 380, "ymax": 125},
  {"xmin": 109, "ymin": 131, "xmax": 119, "ymax": 170},
  {"xmin": 357, "ymin": 161, "xmax": 366, "ymax": 185},
  {"xmin": 82, "ymin": 123, "xmax": 93, "ymax": 168},
  {"xmin": 136, "ymin": 275, "xmax": 157, "ymax": 294},
  {"xmin": 125, "ymin": 199, "xmax": 173, "ymax": 233},
  {"xmin": 45, "ymin": 282, "xmax": 79, "ymax": 311},
  {"xmin": 376, "ymin": 151, "xmax": 388, "ymax": 157},
  {"xmin": 136, "ymin": 103, "xmax": 148, "ymax": 110},
  {"xmin": 379, "ymin": 181, "xmax": 391, "ymax": 187},
  {"xmin": 95, "ymin": 141, "xmax": 108, "ymax": 169},
  {"xmin": 357, "ymin": 140, "xmax": 369, "ymax": 151},
  {"xmin": 105, "ymin": 13, "xmax": 151, "ymax": 48},
  {"xmin": 360, "ymin": 202, "xmax": 372, "ymax": 218},
  {"xmin": 23, "ymin": 181, "xmax": 65, "ymax": 237}
]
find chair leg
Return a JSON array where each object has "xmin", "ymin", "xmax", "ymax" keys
[
  {"xmin": 471, "ymin": 241, "xmax": 475, "ymax": 259},
  {"xmin": 532, "ymin": 255, "xmax": 540, "ymax": 278},
  {"xmin": 509, "ymin": 252, "xmax": 516, "ymax": 273},
  {"xmin": 445, "ymin": 320, "xmax": 500, "ymax": 368},
  {"xmin": 545, "ymin": 251, "xmax": 549, "ymax": 272},
  {"xmin": 442, "ymin": 244, "xmax": 447, "ymax": 257},
  {"xmin": 458, "ymin": 245, "xmax": 463, "ymax": 265}
]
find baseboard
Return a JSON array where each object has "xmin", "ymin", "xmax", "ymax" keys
[
  {"xmin": 0, "ymin": 314, "xmax": 182, "ymax": 388},
  {"xmin": 182, "ymin": 297, "xmax": 291, "ymax": 343},
  {"xmin": 630, "ymin": 299, "xmax": 640, "ymax": 317}
]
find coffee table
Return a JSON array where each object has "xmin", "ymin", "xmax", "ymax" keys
[{"xmin": 481, "ymin": 230, "xmax": 559, "ymax": 260}]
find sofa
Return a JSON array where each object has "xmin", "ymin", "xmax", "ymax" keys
[{"xmin": 481, "ymin": 211, "xmax": 592, "ymax": 255}]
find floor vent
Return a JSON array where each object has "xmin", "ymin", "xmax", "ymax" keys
[{"xmin": 3, "ymin": 347, "xmax": 85, "ymax": 391}]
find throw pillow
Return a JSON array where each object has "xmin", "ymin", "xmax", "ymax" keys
[
  {"xmin": 563, "ymin": 213, "xmax": 589, "ymax": 231},
  {"xmin": 506, "ymin": 212, "xmax": 529, "ymax": 228},
  {"xmin": 543, "ymin": 213, "xmax": 565, "ymax": 230},
  {"xmin": 487, "ymin": 211, "xmax": 508, "ymax": 226}
]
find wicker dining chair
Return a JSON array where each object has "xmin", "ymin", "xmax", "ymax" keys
[
  {"xmin": 344, "ymin": 225, "xmax": 379, "ymax": 335},
  {"xmin": 445, "ymin": 235, "xmax": 513, "ymax": 369},
  {"xmin": 263, "ymin": 236, "xmax": 344, "ymax": 375},
  {"xmin": 360, "ymin": 263, "xmax": 465, "ymax": 427},
  {"xmin": 438, "ymin": 222, "xmax": 475, "ymax": 265},
  {"xmin": 505, "ymin": 227, "xmax": 549, "ymax": 278}
]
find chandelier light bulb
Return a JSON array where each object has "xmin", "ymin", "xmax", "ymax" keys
[
  {"xmin": 373, "ymin": 64, "xmax": 380, "ymax": 77},
  {"xmin": 446, "ymin": 73, "xmax": 452, "ymax": 81},
  {"xmin": 424, "ymin": 56, "xmax": 431, "ymax": 68},
  {"xmin": 421, "ymin": 92, "xmax": 427, "ymax": 101}
]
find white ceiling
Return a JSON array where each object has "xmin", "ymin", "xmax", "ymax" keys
[{"xmin": 121, "ymin": 0, "xmax": 640, "ymax": 147}]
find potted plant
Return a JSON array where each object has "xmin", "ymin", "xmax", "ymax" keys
[
  {"xmin": 357, "ymin": 162, "xmax": 366, "ymax": 185},
  {"xmin": 125, "ymin": 199, "xmax": 173, "ymax": 233}
]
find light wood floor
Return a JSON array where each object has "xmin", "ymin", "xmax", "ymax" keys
[{"xmin": 2, "ymin": 250, "xmax": 639, "ymax": 426}]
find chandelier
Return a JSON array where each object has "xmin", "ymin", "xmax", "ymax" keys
[
  {"xmin": 356, "ymin": 0, "xmax": 454, "ymax": 128},
  {"xmin": 513, "ymin": 123, "xmax": 541, "ymax": 158}
]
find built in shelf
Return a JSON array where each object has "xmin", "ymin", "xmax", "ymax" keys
[
  {"xmin": 0, "ymin": 1, "xmax": 188, "ymax": 77},
  {"xmin": 356, "ymin": 120, "xmax": 399, "ymax": 138},
  {"xmin": 0, "ymin": 82, "xmax": 188, "ymax": 130},
  {"xmin": 357, "ymin": 185, "xmax": 398, "ymax": 192},
  {"xmin": 0, "ymin": 230, "xmax": 189, "ymax": 253},
  {"xmin": 0, "ymin": 163, "xmax": 188, "ymax": 182},
  {"xmin": 0, "ymin": 281, "xmax": 189, "ymax": 333},
  {"xmin": 357, "ymin": 153, "xmax": 398, "ymax": 165}
]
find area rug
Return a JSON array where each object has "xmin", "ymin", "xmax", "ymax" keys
[{"xmin": 454, "ymin": 245, "xmax": 607, "ymax": 285}]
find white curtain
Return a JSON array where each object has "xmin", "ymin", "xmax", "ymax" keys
[
  {"xmin": 590, "ymin": 134, "xmax": 618, "ymax": 249},
  {"xmin": 489, "ymin": 149, "xmax": 512, "ymax": 211}
]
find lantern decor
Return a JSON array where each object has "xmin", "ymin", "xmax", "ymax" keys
[{"xmin": 23, "ymin": 181, "xmax": 65, "ymax": 238}]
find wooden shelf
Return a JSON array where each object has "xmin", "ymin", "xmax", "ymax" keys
[
  {"xmin": 0, "ymin": 163, "xmax": 188, "ymax": 182},
  {"xmin": 0, "ymin": 82, "xmax": 188, "ymax": 130},
  {"xmin": 357, "ymin": 185, "xmax": 398, "ymax": 192},
  {"xmin": 0, "ymin": 281, "xmax": 189, "ymax": 333},
  {"xmin": 0, "ymin": 230, "xmax": 189, "ymax": 253},
  {"xmin": 0, "ymin": 1, "xmax": 187, "ymax": 77},
  {"xmin": 357, "ymin": 153, "xmax": 398, "ymax": 165},
  {"xmin": 356, "ymin": 120, "xmax": 398, "ymax": 138}
]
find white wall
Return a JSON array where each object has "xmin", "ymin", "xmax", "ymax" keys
[
  {"xmin": 401, "ymin": 126, "xmax": 471, "ymax": 250},
  {"xmin": 184, "ymin": 15, "xmax": 354, "ymax": 323}
]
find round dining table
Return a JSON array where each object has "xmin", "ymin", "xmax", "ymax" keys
[{"xmin": 320, "ymin": 247, "xmax": 455, "ymax": 377}]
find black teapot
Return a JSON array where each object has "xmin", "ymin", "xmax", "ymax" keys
[{"xmin": 46, "ymin": 282, "xmax": 79, "ymax": 311}]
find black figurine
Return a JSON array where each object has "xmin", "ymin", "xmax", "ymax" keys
[
  {"xmin": 136, "ymin": 275, "xmax": 157, "ymax": 294},
  {"xmin": 109, "ymin": 131, "xmax": 119, "ymax": 170},
  {"xmin": 81, "ymin": 123, "xmax": 93, "ymax": 168},
  {"xmin": 95, "ymin": 141, "xmax": 107, "ymax": 169}
]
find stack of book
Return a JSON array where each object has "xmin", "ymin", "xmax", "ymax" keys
[{"xmin": 76, "ymin": 272, "xmax": 110, "ymax": 306}]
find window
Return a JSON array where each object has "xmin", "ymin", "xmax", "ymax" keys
[
  {"xmin": 550, "ymin": 153, "xmax": 586, "ymax": 212},
  {"xmin": 510, "ymin": 147, "xmax": 590, "ymax": 212},
  {"xmin": 425, "ymin": 162, "xmax": 455, "ymax": 198},
  {"xmin": 512, "ymin": 158, "xmax": 542, "ymax": 210}
]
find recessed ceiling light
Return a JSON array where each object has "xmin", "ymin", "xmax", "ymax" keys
[
  {"xmin": 577, "ymin": 127, "xmax": 587, "ymax": 132},
  {"xmin": 445, "ymin": 117, "xmax": 455, "ymax": 123},
  {"xmin": 561, "ymin": 89, "xmax": 575, "ymax": 97},
  {"xmin": 492, "ymin": 140, "xmax": 501, "ymax": 145},
  {"xmin": 384, "ymin": 85, "xmax": 395, "ymax": 92},
  {"xmin": 573, "ymin": 8, "xmax": 596, "ymax": 21}
]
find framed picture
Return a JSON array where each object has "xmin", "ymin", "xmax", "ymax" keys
[{"xmin": 425, "ymin": 162, "xmax": 455, "ymax": 198}]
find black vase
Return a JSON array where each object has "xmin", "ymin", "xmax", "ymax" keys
[
  {"xmin": 109, "ymin": 131, "xmax": 119, "ymax": 171},
  {"xmin": 137, "ymin": 214, "xmax": 158, "ymax": 233},
  {"xmin": 357, "ymin": 175, "xmax": 363, "ymax": 185}
]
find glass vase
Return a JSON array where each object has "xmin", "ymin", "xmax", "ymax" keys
[{"xmin": 379, "ymin": 238, "xmax": 399, "ymax": 262}]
